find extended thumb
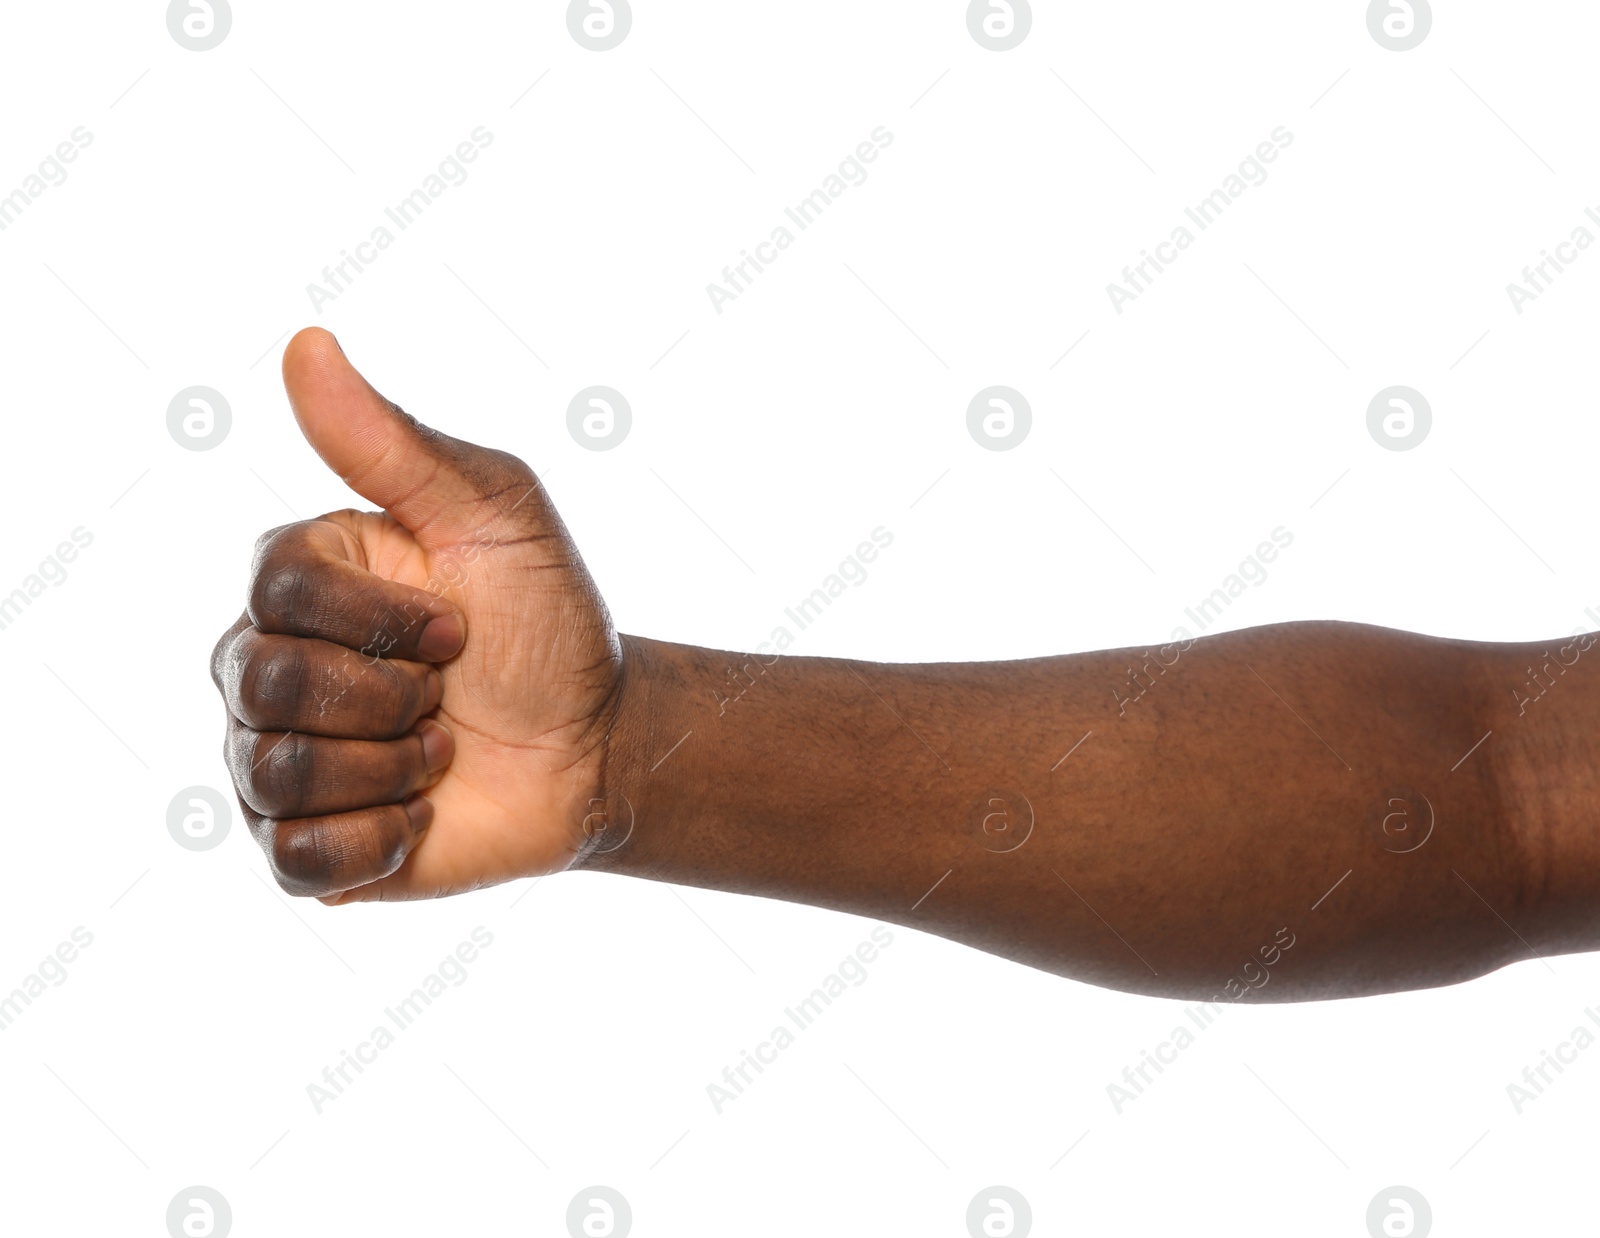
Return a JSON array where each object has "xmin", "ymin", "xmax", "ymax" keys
[{"xmin": 282, "ymin": 327, "xmax": 533, "ymax": 545}]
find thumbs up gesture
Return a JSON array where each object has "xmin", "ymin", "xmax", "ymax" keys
[{"xmin": 210, "ymin": 328, "xmax": 628, "ymax": 903}]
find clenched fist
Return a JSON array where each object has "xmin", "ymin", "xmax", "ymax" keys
[{"xmin": 210, "ymin": 328, "xmax": 627, "ymax": 903}]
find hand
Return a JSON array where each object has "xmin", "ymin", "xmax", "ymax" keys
[{"xmin": 210, "ymin": 328, "xmax": 627, "ymax": 902}]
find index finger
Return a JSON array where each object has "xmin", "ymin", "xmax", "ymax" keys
[{"xmin": 248, "ymin": 518, "xmax": 465, "ymax": 662}]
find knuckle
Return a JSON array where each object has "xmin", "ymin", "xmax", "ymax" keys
[
  {"xmin": 249, "ymin": 556, "xmax": 317, "ymax": 634},
  {"xmin": 268, "ymin": 809, "xmax": 406, "ymax": 897},
  {"xmin": 221, "ymin": 732, "xmax": 239, "ymax": 784},
  {"xmin": 452, "ymin": 446, "xmax": 537, "ymax": 520},
  {"xmin": 250, "ymin": 520, "xmax": 315, "ymax": 567},
  {"xmin": 270, "ymin": 822, "xmax": 331, "ymax": 896},
  {"xmin": 483, "ymin": 447, "xmax": 535, "ymax": 488},
  {"xmin": 237, "ymin": 640, "xmax": 307, "ymax": 729},
  {"xmin": 211, "ymin": 615, "xmax": 254, "ymax": 694},
  {"xmin": 484, "ymin": 454, "xmax": 538, "ymax": 514},
  {"xmin": 249, "ymin": 731, "xmax": 314, "ymax": 817},
  {"xmin": 209, "ymin": 628, "xmax": 234, "ymax": 691},
  {"xmin": 251, "ymin": 522, "xmax": 297, "ymax": 556}
]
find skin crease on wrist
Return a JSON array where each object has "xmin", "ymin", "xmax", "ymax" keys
[{"xmin": 212, "ymin": 326, "xmax": 1589, "ymax": 1005}]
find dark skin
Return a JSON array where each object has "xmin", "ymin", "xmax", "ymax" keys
[{"xmin": 212, "ymin": 327, "xmax": 1592, "ymax": 1001}]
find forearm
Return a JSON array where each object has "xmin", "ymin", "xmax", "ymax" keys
[
  {"xmin": 225, "ymin": 333, "xmax": 1600, "ymax": 993},
  {"xmin": 588, "ymin": 621, "xmax": 1582, "ymax": 1000}
]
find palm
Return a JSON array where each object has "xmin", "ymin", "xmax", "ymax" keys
[{"xmin": 324, "ymin": 486, "xmax": 620, "ymax": 896}]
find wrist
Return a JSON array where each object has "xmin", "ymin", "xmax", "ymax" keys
[{"xmin": 571, "ymin": 634, "xmax": 691, "ymax": 872}]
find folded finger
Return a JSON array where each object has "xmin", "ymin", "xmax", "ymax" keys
[
  {"xmin": 240, "ymin": 796, "xmax": 434, "ymax": 898},
  {"xmin": 215, "ymin": 624, "xmax": 441, "ymax": 739},
  {"xmin": 248, "ymin": 519, "xmax": 465, "ymax": 661},
  {"xmin": 225, "ymin": 716, "xmax": 453, "ymax": 820}
]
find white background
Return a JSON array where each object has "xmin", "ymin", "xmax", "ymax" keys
[{"xmin": 1, "ymin": 1, "xmax": 1597, "ymax": 1234}]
